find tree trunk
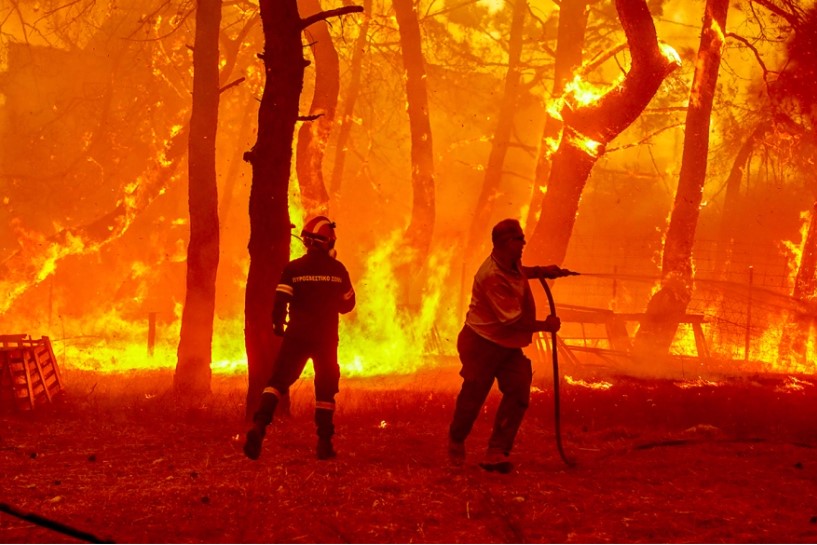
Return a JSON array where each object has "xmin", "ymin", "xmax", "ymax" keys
[
  {"xmin": 462, "ymin": 0, "xmax": 527, "ymax": 283},
  {"xmin": 393, "ymin": 0, "xmax": 435, "ymax": 289},
  {"xmin": 295, "ymin": 0, "xmax": 340, "ymax": 218},
  {"xmin": 329, "ymin": 0, "xmax": 372, "ymax": 204},
  {"xmin": 633, "ymin": 0, "xmax": 729, "ymax": 360},
  {"xmin": 175, "ymin": 0, "xmax": 222, "ymax": 399},
  {"xmin": 778, "ymin": 200, "xmax": 817, "ymax": 367},
  {"xmin": 243, "ymin": 0, "xmax": 303, "ymax": 419},
  {"xmin": 527, "ymin": 0, "xmax": 680, "ymax": 266},
  {"xmin": 525, "ymin": 0, "xmax": 588, "ymax": 236}
]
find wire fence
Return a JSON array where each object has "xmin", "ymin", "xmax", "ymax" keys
[{"xmin": 552, "ymin": 236, "xmax": 816, "ymax": 373}]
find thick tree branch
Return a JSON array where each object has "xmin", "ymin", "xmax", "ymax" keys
[
  {"xmin": 561, "ymin": 0, "xmax": 681, "ymax": 144},
  {"xmin": 219, "ymin": 77, "xmax": 246, "ymax": 94},
  {"xmin": 301, "ymin": 5, "xmax": 363, "ymax": 30}
]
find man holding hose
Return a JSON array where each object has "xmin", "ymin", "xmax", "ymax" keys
[{"xmin": 449, "ymin": 218, "xmax": 574, "ymax": 473}]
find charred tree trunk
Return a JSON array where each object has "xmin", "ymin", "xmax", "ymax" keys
[
  {"xmin": 525, "ymin": 0, "xmax": 588, "ymax": 236},
  {"xmin": 243, "ymin": 1, "xmax": 361, "ymax": 418},
  {"xmin": 778, "ymin": 200, "xmax": 817, "ymax": 367},
  {"xmin": 295, "ymin": 0, "xmax": 340, "ymax": 218},
  {"xmin": 175, "ymin": 0, "xmax": 223, "ymax": 399},
  {"xmin": 463, "ymin": 0, "xmax": 527, "ymax": 277},
  {"xmin": 393, "ymin": 0, "xmax": 435, "ymax": 295},
  {"xmin": 329, "ymin": 0, "xmax": 372, "ymax": 203},
  {"xmin": 243, "ymin": 0, "xmax": 303, "ymax": 419},
  {"xmin": 526, "ymin": 0, "xmax": 679, "ymax": 266},
  {"xmin": 633, "ymin": 0, "xmax": 729, "ymax": 360}
]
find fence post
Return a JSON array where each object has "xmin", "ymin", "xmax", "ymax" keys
[{"xmin": 745, "ymin": 266, "xmax": 753, "ymax": 361}]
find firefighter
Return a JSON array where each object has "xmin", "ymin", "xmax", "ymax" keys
[
  {"xmin": 244, "ymin": 216, "xmax": 356, "ymax": 461},
  {"xmin": 448, "ymin": 218, "xmax": 572, "ymax": 473}
]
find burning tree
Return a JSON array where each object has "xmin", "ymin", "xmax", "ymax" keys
[
  {"xmin": 295, "ymin": 0, "xmax": 341, "ymax": 218},
  {"xmin": 768, "ymin": 3, "xmax": 817, "ymax": 369},
  {"xmin": 526, "ymin": 0, "xmax": 680, "ymax": 267},
  {"xmin": 633, "ymin": 0, "xmax": 730, "ymax": 361},
  {"xmin": 393, "ymin": 0, "xmax": 436, "ymax": 300}
]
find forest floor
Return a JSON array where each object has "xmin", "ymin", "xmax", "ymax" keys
[{"xmin": 2, "ymin": 364, "xmax": 817, "ymax": 544}]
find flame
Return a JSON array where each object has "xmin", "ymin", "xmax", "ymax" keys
[
  {"xmin": 774, "ymin": 376, "xmax": 814, "ymax": 392},
  {"xmin": 564, "ymin": 376, "xmax": 613, "ymax": 390},
  {"xmin": 675, "ymin": 378, "xmax": 720, "ymax": 389},
  {"xmin": 338, "ymin": 232, "xmax": 456, "ymax": 377},
  {"xmin": 563, "ymin": 74, "xmax": 614, "ymax": 108},
  {"xmin": 781, "ymin": 209, "xmax": 810, "ymax": 286},
  {"xmin": 659, "ymin": 42, "xmax": 682, "ymax": 67},
  {"xmin": 3, "ymin": 232, "xmax": 458, "ymax": 378},
  {"xmin": 565, "ymin": 128, "xmax": 604, "ymax": 158}
]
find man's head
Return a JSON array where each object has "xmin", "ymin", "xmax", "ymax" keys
[
  {"xmin": 491, "ymin": 219, "xmax": 525, "ymax": 264},
  {"xmin": 301, "ymin": 216, "xmax": 337, "ymax": 253}
]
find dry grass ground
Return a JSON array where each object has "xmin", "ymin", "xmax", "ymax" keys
[{"xmin": 2, "ymin": 366, "xmax": 817, "ymax": 543}]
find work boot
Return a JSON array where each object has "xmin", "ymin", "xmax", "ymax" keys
[
  {"xmin": 316, "ymin": 437, "xmax": 336, "ymax": 460},
  {"xmin": 243, "ymin": 423, "xmax": 266, "ymax": 461},
  {"xmin": 448, "ymin": 439, "xmax": 466, "ymax": 466},
  {"xmin": 479, "ymin": 448, "xmax": 513, "ymax": 474}
]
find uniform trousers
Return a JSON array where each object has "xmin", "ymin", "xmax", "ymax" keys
[{"xmin": 254, "ymin": 335, "xmax": 340, "ymax": 439}]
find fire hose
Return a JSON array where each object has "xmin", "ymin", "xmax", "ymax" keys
[
  {"xmin": 538, "ymin": 272, "xmax": 579, "ymax": 467},
  {"xmin": 0, "ymin": 502, "xmax": 111, "ymax": 543}
]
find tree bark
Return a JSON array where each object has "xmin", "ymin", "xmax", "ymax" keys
[
  {"xmin": 243, "ymin": 0, "xmax": 303, "ymax": 419},
  {"xmin": 525, "ymin": 0, "xmax": 588, "ymax": 236},
  {"xmin": 175, "ymin": 0, "xmax": 223, "ymax": 399},
  {"xmin": 329, "ymin": 0, "xmax": 372, "ymax": 203},
  {"xmin": 295, "ymin": 0, "xmax": 340, "ymax": 218},
  {"xmin": 633, "ymin": 0, "xmax": 729, "ymax": 359},
  {"xmin": 526, "ymin": 0, "xmax": 680, "ymax": 267},
  {"xmin": 393, "ymin": 0, "xmax": 435, "ymax": 279}
]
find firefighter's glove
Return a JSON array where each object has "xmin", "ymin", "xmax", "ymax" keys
[
  {"xmin": 273, "ymin": 323, "xmax": 285, "ymax": 337},
  {"xmin": 533, "ymin": 265, "xmax": 579, "ymax": 279}
]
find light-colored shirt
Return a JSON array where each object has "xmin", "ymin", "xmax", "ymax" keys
[{"xmin": 464, "ymin": 255, "xmax": 536, "ymax": 348}]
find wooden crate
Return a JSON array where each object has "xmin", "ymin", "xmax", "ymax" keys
[{"xmin": 0, "ymin": 335, "xmax": 63, "ymax": 410}]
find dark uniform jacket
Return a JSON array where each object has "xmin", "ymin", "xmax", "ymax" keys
[{"xmin": 272, "ymin": 249, "xmax": 356, "ymax": 342}]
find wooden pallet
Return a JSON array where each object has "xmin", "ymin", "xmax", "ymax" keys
[{"xmin": 0, "ymin": 335, "xmax": 63, "ymax": 410}]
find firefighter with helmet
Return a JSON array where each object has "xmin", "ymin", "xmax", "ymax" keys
[{"xmin": 244, "ymin": 216, "xmax": 356, "ymax": 461}]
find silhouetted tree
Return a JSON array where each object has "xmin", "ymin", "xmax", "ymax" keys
[
  {"xmin": 633, "ymin": 0, "xmax": 729, "ymax": 360},
  {"xmin": 393, "ymin": 0, "xmax": 435, "ymax": 282},
  {"xmin": 525, "ymin": 0, "xmax": 589, "ymax": 236},
  {"xmin": 295, "ymin": 0, "xmax": 340, "ymax": 217},
  {"xmin": 329, "ymin": 0, "xmax": 372, "ymax": 203},
  {"xmin": 243, "ymin": 0, "xmax": 361, "ymax": 419},
  {"xmin": 175, "ymin": 0, "xmax": 223, "ymax": 399},
  {"xmin": 462, "ymin": 0, "xmax": 527, "ymax": 285},
  {"xmin": 526, "ymin": 0, "xmax": 680, "ymax": 266}
]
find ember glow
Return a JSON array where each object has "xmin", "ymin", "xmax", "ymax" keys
[{"xmin": 1, "ymin": 0, "xmax": 816, "ymax": 382}]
